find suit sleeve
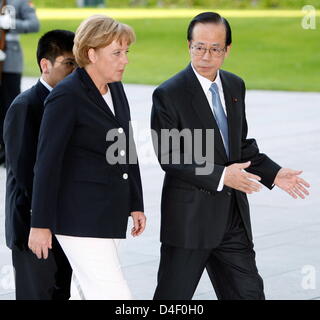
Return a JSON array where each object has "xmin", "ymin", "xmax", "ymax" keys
[
  {"xmin": 151, "ymin": 87, "xmax": 224, "ymax": 192},
  {"xmin": 239, "ymin": 80, "xmax": 281, "ymax": 189},
  {"xmin": 4, "ymin": 94, "xmax": 39, "ymax": 195},
  {"xmin": 31, "ymin": 90, "xmax": 76, "ymax": 229},
  {"xmin": 11, "ymin": 0, "xmax": 40, "ymax": 34},
  {"xmin": 4, "ymin": 99, "xmax": 26, "ymax": 180}
]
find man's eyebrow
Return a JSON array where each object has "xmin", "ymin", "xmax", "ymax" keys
[{"xmin": 193, "ymin": 42, "xmax": 221, "ymax": 46}]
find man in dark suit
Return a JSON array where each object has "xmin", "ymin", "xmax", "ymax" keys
[
  {"xmin": 3, "ymin": 30, "xmax": 76, "ymax": 300},
  {"xmin": 0, "ymin": 0, "xmax": 40, "ymax": 166},
  {"xmin": 151, "ymin": 12, "xmax": 310, "ymax": 300}
]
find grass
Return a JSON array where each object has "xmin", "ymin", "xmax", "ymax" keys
[{"xmin": 20, "ymin": 9, "xmax": 320, "ymax": 91}]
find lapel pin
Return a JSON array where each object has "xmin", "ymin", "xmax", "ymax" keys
[{"xmin": 232, "ymin": 97, "xmax": 238, "ymax": 103}]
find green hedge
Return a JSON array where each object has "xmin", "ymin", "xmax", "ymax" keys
[{"xmin": 32, "ymin": 0, "xmax": 320, "ymax": 8}]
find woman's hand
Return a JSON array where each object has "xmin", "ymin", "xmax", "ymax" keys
[
  {"xmin": 28, "ymin": 228, "xmax": 52, "ymax": 259},
  {"xmin": 130, "ymin": 211, "xmax": 146, "ymax": 237}
]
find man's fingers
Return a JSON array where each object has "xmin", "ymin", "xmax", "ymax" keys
[
  {"xmin": 292, "ymin": 187, "xmax": 305, "ymax": 199},
  {"xmin": 239, "ymin": 185, "xmax": 255, "ymax": 194},
  {"xmin": 242, "ymin": 178, "xmax": 262, "ymax": 192},
  {"xmin": 287, "ymin": 189, "xmax": 298, "ymax": 199},
  {"xmin": 297, "ymin": 183, "xmax": 310, "ymax": 196},
  {"xmin": 237, "ymin": 161, "xmax": 251, "ymax": 169},
  {"xmin": 42, "ymin": 246, "xmax": 49, "ymax": 260},
  {"xmin": 35, "ymin": 247, "xmax": 43, "ymax": 259},
  {"xmin": 297, "ymin": 178, "xmax": 310, "ymax": 188},
  {"xmin": 245, "ymin": 172, "xmax": 261, "ymax": 181}
]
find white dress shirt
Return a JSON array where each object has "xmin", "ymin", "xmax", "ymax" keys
[
  {"xmin": 102, "ymin": 85, "xmax": 115, "ymax": 115},
  {"xmin": 40, "ymin": 77, "xmax": 53, "ymax": 92},
  {"xmin": 191, "ymin": 64, "xmax": 227, "ymax": 192}
]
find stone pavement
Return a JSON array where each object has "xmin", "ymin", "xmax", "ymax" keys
[{"xmin": 0, "ymin": 77, "xmax": 319, "ymax": 300}]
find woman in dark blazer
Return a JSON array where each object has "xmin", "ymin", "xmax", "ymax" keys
[{"xmin": 28, "ymin": 15, "xmax": 146, "ymax": 299}]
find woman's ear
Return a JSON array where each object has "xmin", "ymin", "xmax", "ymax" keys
[{"xmin": 88, "ymin": 48, "xmax": 96, "ymax": 63}]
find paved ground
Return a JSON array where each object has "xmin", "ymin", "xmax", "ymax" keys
[{"xmin": 0, "ymin": 77, "xmax": 319, "ymax": 300}]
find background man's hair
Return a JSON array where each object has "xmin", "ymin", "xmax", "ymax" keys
[
  {"xmin": 36, "ymin": 29, "xmax": 75, "ymax": 72},
  {"xmin": 187, "ymin": 12, "xmax": 232, "ymax": 46}
]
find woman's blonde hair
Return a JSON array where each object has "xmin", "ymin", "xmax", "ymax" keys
[{"xmin": 73, "ymin": 15, "xmax": 136, "ymax": 67}]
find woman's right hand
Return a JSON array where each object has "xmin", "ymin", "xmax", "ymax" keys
[{"xmin": 28, "ymin": 228, "xmax": 52, "ymax": 259}]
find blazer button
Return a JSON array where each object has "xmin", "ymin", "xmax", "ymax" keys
[
  {"xmin": 123, "ymin": 173, "xmax": 128, "ymax": 180},
  {"xmin": 118, "ymin": 128, "xmax": 124, "ymax": 134},
  {"xmin": 227, "ymin": 191, "xmax": 232, "ymax": 196},
  {"xmin": 120, "ymin": 150, "xmax": 126, "ymax": 156}
]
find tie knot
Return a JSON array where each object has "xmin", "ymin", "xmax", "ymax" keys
[{"xmin": 209, "ymin": 82, "xmax": 218, "ymax": 95}]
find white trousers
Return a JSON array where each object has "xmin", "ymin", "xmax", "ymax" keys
[{"xmin": 55, "ymin": 235, "xmax": 132, "ymax": 300}]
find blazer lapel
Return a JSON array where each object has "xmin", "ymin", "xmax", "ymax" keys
[
  {"xmin": 108, "ymin": 82, "xmax": 130, "ymax": 131},
  {"xmin": 77, "ymin": 68, "xmax": 120, "ymax": 124},
  {"xmin": 185, "ymin": 64, "xmax": 228, "ymax": 162}
]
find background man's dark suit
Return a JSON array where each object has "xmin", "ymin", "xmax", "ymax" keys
[
  {"xmin": 31, "ymin": 67, "xmax": 144, "ymax": 237},
  {"xmin": 4, "ymin": 80, "xmax": 72, "ymax": 300},
  {"xmin": 151, "ymin": 64, "xmax": 281, "ymax": 299}
]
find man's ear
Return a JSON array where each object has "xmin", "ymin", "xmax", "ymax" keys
[
  {"xmin": 40, "ymin": 58, "xmax": 51, "ymax": 74},
  {"xmin": 225, "ymin": 44, "xmax": 232, "ymax": 58}
]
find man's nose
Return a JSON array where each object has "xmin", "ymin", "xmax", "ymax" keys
[{"xmin": 202, "ymin": 49, "xmax": 211, "ymax": 60}]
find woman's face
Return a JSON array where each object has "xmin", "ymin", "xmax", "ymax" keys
[{"xmin": 90, "ymin": 40, "xmax": 130, "ymax": 83}]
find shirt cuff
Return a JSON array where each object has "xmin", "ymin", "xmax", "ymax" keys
[{"xmin": 217, "ymin": 167, "xmax": 226, "ymax": 191}]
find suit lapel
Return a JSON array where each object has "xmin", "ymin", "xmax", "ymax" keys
[
  {"xmin": 185, "ymin": 64, "xmax": 228, "ymax": 162},
  {"xmin": 220, "ymin": 70, "xmax": 240, "ymax": 162},
  {"xmin": 35, "ymin": 80, "xmax": 50, "ymax": 103},
  {"xmin": 33, "ymin": 80, "xmax": 50, "ymax": 125}
]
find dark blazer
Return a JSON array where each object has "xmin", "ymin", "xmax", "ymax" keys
[
  {"xmin": 4, "ymin": 80, "xmax": 48, "ymax": 250},
  {"xmin": 31, "ymin": 67, "xmax": 144, "ymax": 238},
  {"xmin": 151, "ymin": 64, "xmax": 281, "ymax": 249}
]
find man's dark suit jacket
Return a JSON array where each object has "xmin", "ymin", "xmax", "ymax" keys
[
  {"xmin": 151, "ymin": 64, "xmax": 281, "ymax": 249},
  {"xmin": 31, "ymin": 67, "xmax": 144, "ymax": 238},
  {"xmin": 4, "ymin": 80, "xmax": 48, "ymax": 250}
]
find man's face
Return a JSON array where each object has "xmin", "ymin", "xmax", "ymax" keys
[
  {"xmin": 91, "ymin": 40, "xmax": 130, "ymax": 83},
  {"xmin": 45, "ymin": 52, "xmax": 77, "ymax": 87},
  {"xmin": 189, "ymin": 22, "xmax": 231, "ymax": 81}
]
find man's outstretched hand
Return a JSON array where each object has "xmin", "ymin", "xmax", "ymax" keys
[
  {"xmin": 274, "ymin": 168, "xmax": 310, "ymax": 199},
  {"xmin": 224, "ymin": 161, "xmax": 262, "ymax": 194}
]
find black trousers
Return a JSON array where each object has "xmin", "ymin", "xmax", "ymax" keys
[
  {"xmin": 0, "ymin": 72, "xmax": 21, "ymax": 146},
  {"xmin": 153, "ymin": 198, "xmax": 265, "ymax": 300},
  {"xmin": 12, "ymin": 236, "xmax": 72, "ymax": 300}
]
